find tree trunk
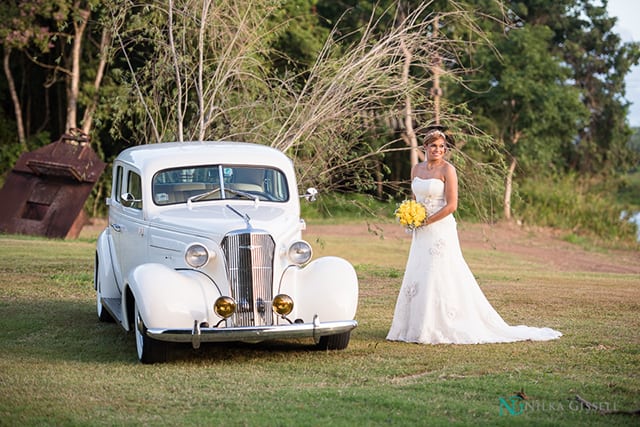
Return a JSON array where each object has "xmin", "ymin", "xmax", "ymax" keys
[
  {"xmin": 197, "ymin": 0, "xmax": 213, "ymax": 141},
  {"xmin": 504, "ymin": 154, "xmax": 517, "ymax": 220},
  {"xmin": 81, "ymin": 27, "xmax": 111, "ymax": 135},
  {"xmin": 168, "ymin": 0, "xmax": 185, "ymax": 142},
  {"xmin": 400, "ymin": 36, "xmax": 418, "ymax": 168},
  {"xmin": 375, "ymin": 159, "xmax": 383, "ymax": 198},
  {"xmin": 3, "ymin": 48, "xmax": 27, "ymax": 150},
  {"xmin": 66, "ymin": 6, "xmax": 90, "ymax": 132},
  {"xmin": 432, "ymin": 15, "xmax": 441, "ymax": 126}
]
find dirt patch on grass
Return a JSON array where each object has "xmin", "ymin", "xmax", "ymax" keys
[{"xmin": 304, "ymin": 221, "xmax": 640, "ymax": 275}]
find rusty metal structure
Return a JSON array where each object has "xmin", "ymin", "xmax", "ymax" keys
[{"xmin": 0, "ymin": 131, "xmax": 105, "ymax": 239}]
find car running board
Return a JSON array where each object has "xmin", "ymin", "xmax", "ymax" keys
[{"xmin": 101, "ymin": 297, "xmax": 125, "ymax": 327}]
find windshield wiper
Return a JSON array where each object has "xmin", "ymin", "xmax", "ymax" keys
[
  {"xmin": 187, "ymin": 186, "xmax": 258, "ymax": 209},
  {"xmin": 188, "ymin": 187, "xmax": 222, "ymax": 203},
  {"xmin": 223, "ymin": 187, "xmax": 258, "ymax": 201}
]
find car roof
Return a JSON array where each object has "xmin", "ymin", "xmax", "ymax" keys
[{"xmin": 115, "ymin": 141, "xmax": 293, "ymax": 172}]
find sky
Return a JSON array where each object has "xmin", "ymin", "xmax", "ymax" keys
[{"xmin": 607, "ymin": 0, "xmax": 640, "ymax": 126}]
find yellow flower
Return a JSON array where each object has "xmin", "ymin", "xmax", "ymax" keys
[{"xmin": 394, "ymin": 199, "xmax": 427, "ymax": 230}]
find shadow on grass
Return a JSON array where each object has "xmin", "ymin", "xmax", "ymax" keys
[
  {"xmin": 171, "ymin": 340, "xmax": 327, "ymax": 364},
  {"xmin": 0, "ymin": 297, "xmax": 342, "ymax": 365}
]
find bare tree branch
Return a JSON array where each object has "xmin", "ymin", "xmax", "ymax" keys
[{"xmin": 2, "ymin": 48, "xmax": 26, "ymax": 149}]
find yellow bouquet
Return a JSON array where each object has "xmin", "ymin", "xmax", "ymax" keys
[{"xmin": 394, "ymin": 199, "xmax": 427, "ymax": 230}]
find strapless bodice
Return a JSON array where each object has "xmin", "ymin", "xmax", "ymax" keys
[{"xmin": 412, "ymin": 177, "xmax": 445, "ymax": 214}]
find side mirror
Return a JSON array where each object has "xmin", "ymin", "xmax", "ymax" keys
[
  {"xmin": 121, "ymin": 193, "xmax": 141, "ymax": 208},
  {"xmin": 302, "ymin": 187, "xmax": 318, "ymax": 202}
]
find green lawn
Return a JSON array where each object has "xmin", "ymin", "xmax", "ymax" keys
[{"xmin": 0, "ymin": 228, "xmax": 638, "ymax": 426}]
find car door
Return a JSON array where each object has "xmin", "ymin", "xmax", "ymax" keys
[{"xmin": 110, "ymin": 166, "xmax": 148, "ymax": 282}]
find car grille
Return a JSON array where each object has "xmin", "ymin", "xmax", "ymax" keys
[{"xmin": 221, "ymin": 231, "xmax": 275, "ymax": 327}]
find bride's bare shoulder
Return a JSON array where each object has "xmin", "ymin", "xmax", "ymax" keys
[
  {"xmin": 410, "ymin": 161, "xmax": 428, "ymax": 179},
  {"xmin": 444, "ymin": 161, "xmax": 457, "ymax": 173}
]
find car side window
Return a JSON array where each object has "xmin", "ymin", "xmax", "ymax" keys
[
  {"xmin": 114, "ymin": 165, "xmax": 124, "ymax": 204},
  {"xmin": 127, "ymin": 171, "xmax": 143, "ymax": 210}
]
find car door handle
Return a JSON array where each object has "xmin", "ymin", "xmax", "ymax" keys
[{"xmin": 111, "ymin": 223, "xmax": 123, "ymax": 232}]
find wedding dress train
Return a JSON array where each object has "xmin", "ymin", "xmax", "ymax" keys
[{"xmin": 386, "ymin": 177, "xmax": 562, "ymax": 344}]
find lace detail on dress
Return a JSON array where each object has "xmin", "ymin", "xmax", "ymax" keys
[
  {"xmin": 429, "ymin": 238, "xmax": 446, "ymax": 256},
  {"xmin": 438, "ymin": 298, "xmax": 457, "ymax": 320},
  {"xmin": 422, "ymin": 197, "xmax": 435, "ymax": 214},
  {"xmin": 421, "ymin": 196, "xmax": 444, "ymax": 216},
  {"xmin": 405, "ymin": 281, "xmax": 418, "ymax": 298}
]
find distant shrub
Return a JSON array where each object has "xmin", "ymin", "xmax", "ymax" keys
[
  {"xmin": 301, "ymin": 192, "xmax": 391, "ymax": 222},
  {"xmin": 513, "ymin": 174, "xmax": 638, "ymax": 243}
]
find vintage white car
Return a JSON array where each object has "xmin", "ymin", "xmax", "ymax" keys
[{"xmin": 94, "ymin": 141, "xmax": 358, "ymax": 363}]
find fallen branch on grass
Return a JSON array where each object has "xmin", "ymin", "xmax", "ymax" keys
[{"xmin": 575, "ymin": 394, "xmax": 640, "ymax": 416}]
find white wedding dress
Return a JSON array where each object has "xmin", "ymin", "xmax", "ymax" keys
[{"xmin": 386, "ymin": 177, "xmax": 562, "ymax": 344}]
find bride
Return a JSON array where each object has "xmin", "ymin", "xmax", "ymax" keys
[{"xmin": 386, "ymin": 129, "xmax": 562, "ymax": 344}]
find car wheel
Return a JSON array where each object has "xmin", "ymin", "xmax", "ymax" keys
[
  {"xmin": 134, "ymin": 302, "xmax": 168, "ymax": 364},
  {"xmin": 317, "ymin": 331, "xmax": 351, "ymax": 350}
]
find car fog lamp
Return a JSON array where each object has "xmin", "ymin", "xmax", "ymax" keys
[
  {"xmin": 214, "ymin": 296, "xmax": 236, "ymax": 318},
  {"xmin": 272, "ymin": 294, "xmax": 294, "ymax": 316},
  {"xmin": 287, "ymin": 241, "xmax": 312, "ymax": 265},
  {"xmin": 185, "ymin": 244, "xmax": 209, "ymax": 268}
]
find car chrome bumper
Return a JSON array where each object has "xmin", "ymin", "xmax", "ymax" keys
[{"xmin": 145, "ymin": 316, "xmax": 358, "ymax": 348}]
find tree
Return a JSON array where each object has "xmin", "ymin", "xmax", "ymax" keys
[
  {"xmin": 107, "ymin": 0, "xmax": 283, "ymax": 144},
  {"xmin": 466, "ymin": 24, "xmax": 588, "ymax": 218},
  {"xmin": 0, "ymin": 0, "xmax": 114, "ymax": 144},
  {"xmin": 107, "ymin": 1, "xmax": 501, "ymax": 199},
  {"xmin": 510, "ymin": 0, "xmax": 640, "ymax": 175}
]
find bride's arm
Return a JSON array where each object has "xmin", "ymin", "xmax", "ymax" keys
[
  {"xmin": 409, "ymin": 163, "xmax": 419, "ymax": 200},
  {"xmin": 425, "ymin": 163, "xmax": 458, "ymax": 225}
]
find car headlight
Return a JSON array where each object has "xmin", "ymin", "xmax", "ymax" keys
[
  {"xmin": 287, "ymin": 240, "xmax": 312, "ymax": 265},
  {"xmin": 185, "ymin": 244, "xmax": 209, "ymax": 268},
  {"xmin": 272, "ymin": 294, "xmax": 294, "ymax": 316},
  {"xmin": 214, "ymin": 296, "xmax": 236, "ymax": 318}
]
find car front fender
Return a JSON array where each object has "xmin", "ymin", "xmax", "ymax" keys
[
  {"xmin": 127, "ymin": 263, "xmax": 222, "ymax": 330},
  {"xmin": 279, "ymin": 256, "xmax": 358, "ymax": 322}
]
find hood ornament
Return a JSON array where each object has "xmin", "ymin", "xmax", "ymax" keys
[{"xmin": 226, "ymin": 204, "xmax": 251, "ymax": 228}]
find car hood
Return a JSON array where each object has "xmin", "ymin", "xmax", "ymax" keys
[{"xmin": 148, "ymin": 203, "xmax": 302, "ymax": 240}]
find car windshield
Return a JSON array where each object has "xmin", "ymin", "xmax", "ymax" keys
[{"xmin": 152, "ymin": 165, "xmax": 289, "ymax": 205}]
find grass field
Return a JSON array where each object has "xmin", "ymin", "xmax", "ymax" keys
[{"xmin": 0, "ymin": 225, "xmax": 639, "ymax": 426}]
